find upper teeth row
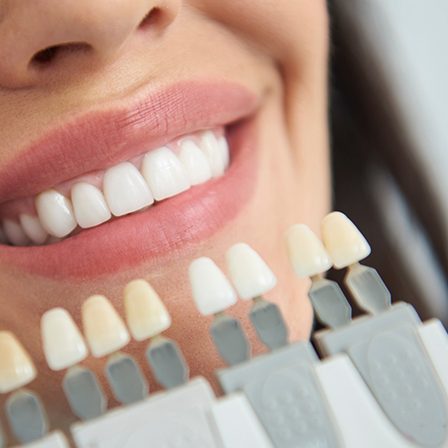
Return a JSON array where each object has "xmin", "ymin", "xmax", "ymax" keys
[{"xmin": 0, "ymin": 130, "xmax": 229, "ymax": 246}]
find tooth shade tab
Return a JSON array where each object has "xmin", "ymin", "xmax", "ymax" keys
[
  {"xmin": 226, "ymin": 243, "xmax": 277, "ymax": 300},
  {"xmin": 0, "ymin": 332, "xmax": 36, "ymax": 393},
  {"xmin": 189, "ymin": 257, "xmax": 237, "ymax": 315},
  {"xmin": 124, "ymin": 279, "xmax": 171, "ymax": 341},
  {"xmin": 285, "ymin": 224, "xmax": 333, "ymax": 277},
  {"xmin": 142, "ymin": 147, "xmax": 190, "ymax": 201},
  {"xmin": 35, "ymin": 190, "xmax": 77, "ymax": 238},
  {"xmin": 71, "ymin": 183, "xmax": 111, "ymax": 229},
  {"xmin": 19, "ymin": 214, "xmax": 48, "ymax": 245},
  {"xmin": 178, "ymin": 139, "xmax": 212, "ymax": 185},
  {"xmin": 41, "ymin": 308, "xmax": 88, "ymax": 371},
  {"xmin": 2, "ymin": 219, "xmax": 30, "ymax": 246},
  {"xmin": 103, "ymin": 162, "xmax": 154, "ymax": 217},
  {"xmin": 322, "ymin": 212, "xmax": 371, "ymax": 269},
  {"xmin": 82, "ymin": 295, "xmax": 130, "ymax": 358}
]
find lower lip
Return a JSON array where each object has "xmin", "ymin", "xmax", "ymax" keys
[{"xmin": 0, "ymin": 118, "xmax": 258, "ymax": 279}]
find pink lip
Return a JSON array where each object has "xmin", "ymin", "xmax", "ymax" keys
[{"xmin": 0, "ymin": 81, "xmax": 260, "ymax": 278}]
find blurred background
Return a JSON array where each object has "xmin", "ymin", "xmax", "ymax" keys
[{"xmin": 328, "ymin": 0, "xmax": 448, "ymax": 324}]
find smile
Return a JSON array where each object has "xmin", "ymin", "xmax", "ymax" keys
[{"xmin": 0, "ymin": 81, "xmax": 260, "ymax": 278}]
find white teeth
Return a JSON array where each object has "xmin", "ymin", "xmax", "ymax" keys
[
  {"xmin": 2, "ymin": 219, "xmax": 30, "ymax": 246},
  {"xmin": 41, "ymin": 308, "xmax": 88, "ymax": 371},
  {"xmin": 2, "ymin": 130, "xmax": 230, "ymax": 244},
  {"xmin": 189, "ymin": 257, "xmax": 237, "ymax": 315},
  {"xmin": 0, "ymin": 332, "xmax": 36, "ymax": 393},
  {"xmin": 19, "ymin": 214, "xmax": 48, "ymax": 245},
  {"xmin": 226, "ymin": 243, "xmax": 277, "ymax": 300},
  {"xmin": 218, "ymin": 136, "xmax": 230, "ymax": 170},
  {"xmin": 82, "ymin": 294, "xmax": 130, "ymax": 358},
  {"xmin": 178, "ymin": 140, "xmax": 213, "ymax": 186},
  {"xmin": 141, "ymin": 147, "xmax": 190, "ymax": 201},
  {"xmin": 71, "ymin": 182, "xmax": 112, "ymax": 229},
  {"xmin": 35, "ymin": 190, "xmax": 77, "ymax": 238},
  {"xmin": 124, "ymin": 279, "xmax": 171, "ymax": 341},
  {"xmin": 103, "ymin": 162, "xmax": 154, "ymax": 217},
  {"xmin": 322, "ymin": 212, "xmax": 371, "ymax": 269},
  {"xmin": 285, "ymin": 224, "xmax": 333, "ymax": 277},
  {"xmin": 200, "ymin": 130, "xmax": 226, "ymax": 177}
]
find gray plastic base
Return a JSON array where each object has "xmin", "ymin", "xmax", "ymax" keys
[
  {"xmin": 211, "ymin": 314, "xmax": 250, "ymax": 366},
  {"xmin": 63, "ymin": 366, "xmax": 107, "ymax": 421},
  {"xmin": 146, "ymin": 337, "xmax": 189, "ymax": 389},
  {"xmin": 106, "ymin": 353, "xmax": 148, "ymax": 405},
  {"xmin": 5, "ymin": 389, "xmax": 48, "ymax": 444},
  {"xmin": 250, "ymin": 298, "xmax": 288, "ymax": 350},
  {"xmin": 315, "ymin": 302, "xmax": 448, "ymax": 447},
  {"xmin": 217, "ymin": 341, "xmax": 341, "ymax": 448}
]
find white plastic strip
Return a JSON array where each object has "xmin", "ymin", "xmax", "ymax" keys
[
  {"xmin": 315, "ymin": 355, "xmax": 414, "ymax": 448},
  {"xmin": 210, "ymin": 393, "xmax": 273, "ymax": 448}
]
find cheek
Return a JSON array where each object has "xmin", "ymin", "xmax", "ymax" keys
[{"xmin": 190, "ymin": 0, "xmax": 329, "ymax": 66}]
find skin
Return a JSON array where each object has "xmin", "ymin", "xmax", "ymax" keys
[{"xmin": 0, "ymin": 0, "xmax": 330, "ymax": 436}]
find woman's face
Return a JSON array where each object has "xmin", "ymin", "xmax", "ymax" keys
[{"xmin": 0, "ymin": 0, "xmax": 329, "ymax": 426}]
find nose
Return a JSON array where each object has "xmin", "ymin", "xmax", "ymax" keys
[{"xmin": 0, "ymin": 0, "xmax": 180, "ymax": 88}]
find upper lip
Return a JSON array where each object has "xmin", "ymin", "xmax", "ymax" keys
[{"xmin": 0, "ymin": 80, "xmax": 258, "ymax": 204}]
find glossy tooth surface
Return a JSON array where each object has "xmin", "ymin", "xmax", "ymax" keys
[
  {"xmin": 200, "ymin": 131, "xmax": 225, "ymax": 177},
  {"xmin": 103, "ymin": 162, "xmax": 154, "ymax": 217},
  {"xmin": 71, "ymin": 183, "xmax": 112, "ymax": 229},
  {"xmin": 142, "ymin": 147, "xmax": 190, "ymax": 201},
  {"xmin": 82, "ymin": 295, "xmax": 130, "ymax": 357},
  {"xmin": 2, "ymin": 219, "xmax": 30, "ymax": 246},
  {"xmin": 226, "ymin": 243, "xmax": 277, "ymax": 300},
  {"xmin": 35, "ymin": 190, "xmax": 77, "ymax": 238},
  {"xmin": 189, "ymin": 257, "xmax": 237, "ymax": 315},
  {"xmin": 124, "ymin": 279, "xmax": 171, "ymax": 341},
  {"xmin": 286, "ymin": 224, "xmax": 333, "ymax": 277},
  {"xmin": 218, "ymin": 135, "xmax": 230, "ymax": 170},
  {"xmin": 41, "ymin": 308, "xmax": 88, "ymax": 370},
  {"xmin": 0, "ymin": 332, "xmax": 36, "ymax": 393},
  {"xmin": 19, "ymin": 214, "xmax": 48, "ymax": 245},
  {"xmin": 178, "ymin": 139, "xmax": 212, "ymax": 185},
  {"xmin": 322, "ymin": 212, "xmax": 371, "ymax": 268}
]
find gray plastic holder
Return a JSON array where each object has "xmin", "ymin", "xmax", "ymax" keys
[
  {"xmin": 250, "ymin": 298, "xmax": 288, "ymax": 350},
  {"xmin": 211, "ymin": 314, "xmax": 250, "ymax": 366},
  {"xmin": 345, "ymin": 264, "xmax": 391, "ymax": 314},
  {"xmin": 5, "ymin": 389, "xmax": 48, "ymax": 444},
  {"xmin": 314, "ymin": 302, "xmax": 448, "ymax": 447},
  {"xmin": 309, "ymin": 278, "xmax": 352, "ymax": 329},
  {"xmin": 217, "ymin": 341, "xmax": 341, "ymax": 448},
  {"xmin": 0, "ymin": 423, "xmax": 4, "ymax": 448},
  {"xmin": 106, "ymin": 353, "xmax": 148, "ymax": 405},
  {"xmin": 63, "ymin": 365, "xmax": 107, "ymax": 421},
  {"xmin": 146, "ymin": 337, "xmax": 189, "ymax": 389}
]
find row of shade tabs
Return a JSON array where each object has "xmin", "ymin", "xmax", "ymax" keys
[{"xmin": 1, "ymin": 211, "xmax": 445, "ymax": 448}]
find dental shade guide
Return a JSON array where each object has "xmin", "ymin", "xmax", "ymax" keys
[
  {"xmin": 189, "ymin": 257, "xmax": 251, "ymax": 366},
  {"xmin": 40, "ymin": 308, "xmax": 107, "ymax": 421},
  {"xmin": 205, "ymin": 243, "xmax": 342, "ymax": 448},
  {"xmin": 313, "ymin": 212, "xmax": 448, "ymax": 447},
  {"xmin": 124, "ymin": 279, "xmax": 189, "ymax": 389},
  {"xmin": 226, "ymin": 243, "xmax": 288, "ymax": 350},
  {"xmin": 0, "ymin": 332, "xmax": 69, "ymax": 448},
  {"xmin": 72, "ymin": 280, "xmax": 225, "ymax": 448},
  {"xmin": 82, "ymin": 295, "xmax": 148, "ymax": 406}
]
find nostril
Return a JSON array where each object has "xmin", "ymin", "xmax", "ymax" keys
[
  {"xmin": 138, "ymin": 7, "xmax": 162, "ymax": 30},
  {"xmin": 30, "ymin": 42, "xmax": 91, "ymax": 68}
]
